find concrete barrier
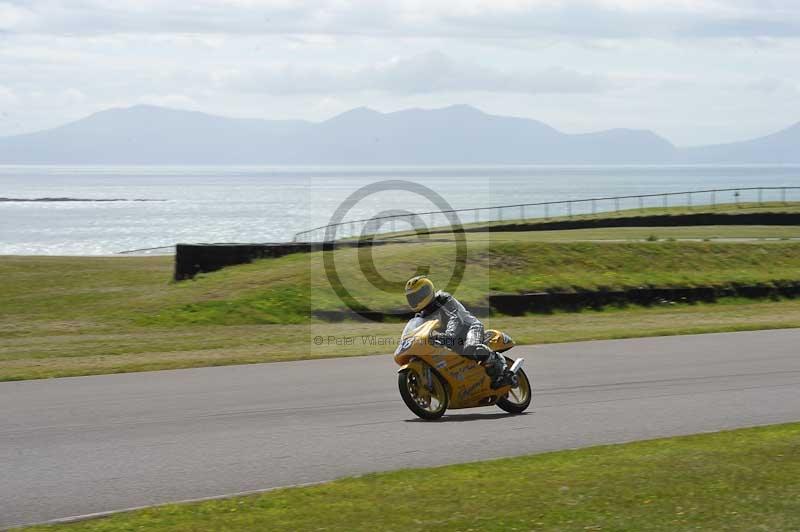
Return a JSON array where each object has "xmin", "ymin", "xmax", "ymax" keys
[
  {"xmin": 488, "ymin": 282, "xmax": 800, "ymax": 315},
  {"xmin": 307, "ymin": 283, "xmax": 799, "ymax": 321},
  {"xmin": 175, "ymin": 211, "xmax": 799, "ymax": 280},
  {"xmin": 453, "ymin": 211, "xmax": 800, "ymax": 234},
  {"xmin": 311, "ymin": 306, "xmax": 493, "ymax": 323},
  {"xmin": 174, "ymin": 240, "xmax": 410, "ymax": 280},
  {"xmin": 175, "ymin": 243, "xmax": 311, "ymax": 280}
]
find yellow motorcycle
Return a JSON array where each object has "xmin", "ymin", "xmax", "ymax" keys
[{"xmin": 394, "ymin": 316, "xmax": 532, "ymax": 420}]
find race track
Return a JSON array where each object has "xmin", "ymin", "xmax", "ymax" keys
[{"xmin": 2, "ymin": 329, "xmax": 800, "ymax": 528}]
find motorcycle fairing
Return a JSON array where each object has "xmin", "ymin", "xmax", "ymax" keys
[{"xmin": 394, "ymin": 317, "xmax": 513, "ymax": 409}]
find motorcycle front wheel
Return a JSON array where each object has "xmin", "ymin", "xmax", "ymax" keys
[
  {"xmin": 496, "ymin": 366, "xmax": 532, "ymax": 414},
  {"xmin": 398, "ymin": 365, "xmax": 449, "ymax": 420}
]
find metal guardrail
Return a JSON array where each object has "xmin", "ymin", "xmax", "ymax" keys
[
  {"xmin": 117, "ymin": 245, "xmax": 176, "ymax": 255},
  {"xmin": 293, "ymin": 186, "xmax": 800, "ymax": 242},
  {"xmin": 114, "ymin": 244, "xmax": 175, "ymax": 255}
]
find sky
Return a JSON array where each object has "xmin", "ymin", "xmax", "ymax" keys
[{"xmin": 1, "ymin": 0, "xmax": 799, "ymax": 146}]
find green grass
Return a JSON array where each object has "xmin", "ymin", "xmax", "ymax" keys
[
  {"xmin": 3, "ymin": 297, "xmax": 800, "ymax": 382},
  {"xmin": 22, "ymin": 423, "xmax": 800, "ymax": 531},
  {"xmin": 5, "ymin": 240, "xmax": 799, "ymax": 331},
  {"xmin": 81, "ymin": 241, "xmax": 800, "ymax": 323},
  {"xmin": 5, "ymin": 229, "xmax": 800, "ymax": 330},
  {"xmin": 2, "ymin": 232, "xmax": 800, "ymax": 381}
]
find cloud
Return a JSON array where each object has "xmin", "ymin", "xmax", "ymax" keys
[
  {"xmin": 1, "ymin": 0, "xmax": 799, "ymax": 40},
  {"xmin": 0, "ymin": 84, "xmax": 16, "ymax": 98},
  {"xmin": 138, "ymin": 93, "xmax": 199, "ymax": 109},
  {"xmin": 745, "ymin": 76, "xmax": 799, "ymax": 95},
  {"xmin": 226, "ymin": 51, "xmax": 613, "ymax": 95},
  {"xmin": 1, "ymin": 1, "xmax": 799, "ymax": 143}
]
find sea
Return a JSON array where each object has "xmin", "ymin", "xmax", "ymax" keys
[{"xmin": 1, "ymin": 165, "xmax": 798, "ymax": 255}]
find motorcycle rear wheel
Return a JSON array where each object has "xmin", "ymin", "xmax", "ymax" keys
[
  {"xmin": 398, "ymin": 366, "xmax": 449, "ymax": 420},
  {"xmin": 496, "ymin": 367, "xmax": 532, "ymax": 414}
]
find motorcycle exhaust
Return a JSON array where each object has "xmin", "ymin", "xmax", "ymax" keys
[{"xmin": 509, "ymin": 358, "xmax": 524, "ymax": 374}]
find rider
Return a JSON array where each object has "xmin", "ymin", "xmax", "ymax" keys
[{"xmin": 404, "ymin": 275, "xmax": 508, "ymax": 388}]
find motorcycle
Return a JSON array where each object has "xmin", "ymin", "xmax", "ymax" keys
[{"xmin": 394, "ymin": 316, "xmax": 532, "ymax": 420}]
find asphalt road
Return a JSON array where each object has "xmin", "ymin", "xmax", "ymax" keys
[{"xmin": 2, "ymin": 329, "xmax": 800, "ymax": 528}]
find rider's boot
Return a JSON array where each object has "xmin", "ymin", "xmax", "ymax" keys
[{"xmin": 484, "ymin": 350, "xmax": 509, "ymax": 389}]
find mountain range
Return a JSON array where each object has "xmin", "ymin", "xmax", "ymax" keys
[{"xmin": 0, "ymin": 104, "xmax": 798, "ymax": 164}]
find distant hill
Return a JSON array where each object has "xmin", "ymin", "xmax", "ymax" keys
[
  {"xmin": 0, "ymin": 105, "xmax": 310, "ymax": 165},
  {"xmin": 679, "ymin": 122, "xmax": 800, "ymax": 164},
  {"xmin": 0, "ymin": 104, "xmax": 796, "ymax": 164}
]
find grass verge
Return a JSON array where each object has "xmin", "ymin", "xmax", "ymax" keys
[
  {"xmin": 2, "ymin": 298, "xmax": 800, "ymax": 381},
  {"xmin": 21, "ymin": 422, "xmax": 800, "ymax": 531},
  {"xmin": 4, "ymin": 240, "xmax": 800, "ymax": 327},
  {"xmin": 3, "ymin": 234, "xmax": 800, "ymax": 381}
]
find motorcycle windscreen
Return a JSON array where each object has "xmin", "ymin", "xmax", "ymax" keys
[
  {"xmin": 394, "ymin": 317, "xmax": 426, "ymax": 355},
  {"xmin": 401, "ymin": 316, "xmax": 425, "ymax": 337}
]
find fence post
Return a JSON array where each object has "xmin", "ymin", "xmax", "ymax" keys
[
  {"xmin": 758, "ymin": 188, "xmax": 763, "ymax": 205},
  {"xmin": 687, "ymin": 192, "xmax": 692, "ymax": 210},
  {"xmin": 782, "ymin": 187, "xmax": 787, "ymax": 205},
  {"xmin": 474, "ymin": 208, "xmax": 479, "ymax": 223},
  {"xmin": 615, "ymin": 197, "xmax": 620, "ymax": 212},
  {"xmin": 545, "ymin": 203, "xmax": 550, "ymax": 220},
  {"xmin": 711, "ymin": 190, "xmax": 716, "ymax": 208},
  {"xmin": 567, "ymin": 201, "xmax": 572, "ymax": 218},
  {"xmin": 520, "ymin": 205, "xmax": 525, "ymax": 220},
  {"xmin": 591, "ymin": 199, "xmax": 596, "ymax": 215},
  {"xmin": 638, "ymin": 196, "xmax": 644, "ymax": 213},
  {"xmin": 498, "ymin": 207, "xmax": 503, "ymax": 222}
]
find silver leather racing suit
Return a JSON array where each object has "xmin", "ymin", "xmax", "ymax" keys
[{"xmin": 418, "ymin": 290, "xmax": 486, "ymax": 360}]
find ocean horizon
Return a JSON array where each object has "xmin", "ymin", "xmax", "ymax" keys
[{"xmin": 1, "ymin": 164, "xmax": 798, "ymax": 256}]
